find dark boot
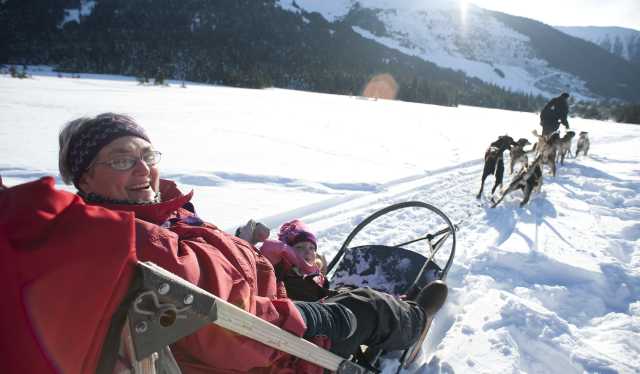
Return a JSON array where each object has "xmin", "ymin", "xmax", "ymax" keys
[{"xmin": 415, "ymin": 280, "xmax": 448, "ymax": 316}]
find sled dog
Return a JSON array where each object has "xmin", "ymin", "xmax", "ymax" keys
[
  {"xmin": 575, "ymin": 131, "xmax": 590, "ymax": 157},
  {"xmin": 492, "ymin": 154, "xmax": 543, "ymax": 208},
  {"xmin": 556, "ymin": 131, "xmax": 575, "ymax": 165},
  {"xmin": 509, "ymin": 137, "xmax": 531, "ymax": 174},
  {"xmin": 476, "ymin": 135, "xmax": 517, "ymax": 199},
  {"xmin": 532, "ymin": 130, "xmax": 562, "ymax": 176}
]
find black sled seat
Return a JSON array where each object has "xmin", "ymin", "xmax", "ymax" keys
[
  {"xmin": 327, "ymin": 201, "xmax": 456, "ymax": 296},
  {"xmin": 325, "ymin": 201, "xmax": 457, "ymax": 373},
  {"xmin": 330, "ymin": 245, "xmax": 442, "ymax": 295}
]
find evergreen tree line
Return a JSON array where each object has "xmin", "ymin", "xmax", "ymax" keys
[
  {"xmin": 572, "ymin": 101, "xmax": 640, "ymax": 125},
  {"xmin": 5, "ymin": 0, "xmax": 630, "ymax": 119}
]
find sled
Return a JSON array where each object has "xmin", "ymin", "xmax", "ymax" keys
[
  {"xmin": 326, "ymin": 201, "xmax": 457, "ymax": 373},
  {"xmin": 99, "ymin": 202, "xmax": 455, "ymax": 374},
  {"xmin": 100, "ymin": 261, "xmax": 372, "ymax": 374}
]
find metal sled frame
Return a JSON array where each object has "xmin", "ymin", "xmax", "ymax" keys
[{"xmin": 326, "ymin": 201, "xmax": 457, "ymax": 373}]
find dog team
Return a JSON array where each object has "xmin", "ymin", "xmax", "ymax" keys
[{"xmin": 477, "ymin": 92, "xmax": 591, "ymax": 208}]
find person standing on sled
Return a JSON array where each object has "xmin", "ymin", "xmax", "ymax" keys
[
  {"xmin": 40, "ymin": 113, "xmax": 448, "ymax": 372},
  {"xmin": 540, "ymin": 92, "xmax": 570, "ymax": 136}
]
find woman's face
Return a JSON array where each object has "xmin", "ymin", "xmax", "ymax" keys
[
  {"xmin": 293, "ymin": 241, "xmax": 317, "ymax": 264},
  {"xmin": 79, "ymin": 136, "xmax": 160, "ymax": 202}
]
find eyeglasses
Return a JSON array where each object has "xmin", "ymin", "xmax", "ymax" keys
[{"xmin": 93, "ymin": 151, "xmax": 162, "ymax": 171}]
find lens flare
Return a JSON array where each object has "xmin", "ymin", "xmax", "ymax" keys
[{"xmin": 362, "ymin": 73, "xmax": 398, "ymax": 100}]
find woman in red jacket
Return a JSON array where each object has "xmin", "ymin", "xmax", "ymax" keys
[{"xmin": 55, "ymin": 113, "xmax": 448, "ymax": 372}]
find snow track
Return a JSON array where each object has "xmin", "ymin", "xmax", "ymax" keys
[
  {"xmin": 273, "ymin": 137, "xmax": 640, "ymax": 374},
  {"xmin": 3, "ymin": 73, "xmax": 639, "ymax": 374}
]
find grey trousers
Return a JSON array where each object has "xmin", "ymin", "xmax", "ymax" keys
[{"xmin": 325, "ymin": 287, "xmax": 426, "ymax": 358}]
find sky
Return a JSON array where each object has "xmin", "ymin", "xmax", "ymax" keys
[
  {"xmin": 470, "ymin": 0, "xmax": 640, "ymax": 31},
  {"xmin": 1, "ymin": 68, "xmax": 640, "ymax": 373}
]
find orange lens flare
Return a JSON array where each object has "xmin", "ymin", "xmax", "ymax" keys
[{"xmin": 362, "ymin": 73, "xmax": 398, "ymax": 100}]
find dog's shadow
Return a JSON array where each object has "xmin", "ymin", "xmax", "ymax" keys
[
  {"xmin": 588, "ymin": 154, "xmax": 637, "ymax": 165},
  {"xmin": 556, "ymin": 162, "xmax": 623, "ymax": 182},
  {"xmin": 483, "ymin": 195, "xmax": 558, "ymax": 248}
]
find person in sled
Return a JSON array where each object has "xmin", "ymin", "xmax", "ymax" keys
[
  {"xmin": 37, "ymin": 112, "xmax": 446, "ymax": 372},
  {"xmin": 540, "ymin": 92, "xmax": 570, "ymax": 136},
  {"xmin": 239, "ymin": 218, "xmax": 330, "ymax": 301}
]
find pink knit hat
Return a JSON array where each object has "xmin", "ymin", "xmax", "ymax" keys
[{"xmin": 278, "ymin": 219, "xmax": 317, "ymax": 250}]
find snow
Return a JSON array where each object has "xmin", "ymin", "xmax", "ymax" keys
[
  {"xmin": 557, "ymin": 26, "xmax": 640, "ymax": 62},
  {"xmin": 276, "ymin": 0, "xmax": 353, "ymax": 22},
  {"xmin": 1, "ymin": 70, "xmax": 639, "ymax": 373},
  {"xmin": 59, "ymin": 0, "xmax": 96, "ymax": 27}
]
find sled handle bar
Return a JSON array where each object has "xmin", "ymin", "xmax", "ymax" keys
[
  {"xmin": 328, "ymin": 201, "xmax": 457, "ymax": 279},
  {"xmin": 392, "ymin": 224, "xmax": 459, "ymax": 248}
]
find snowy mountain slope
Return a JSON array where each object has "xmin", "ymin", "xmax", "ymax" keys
[
  {"xmin": 557, "ymin": 26, "xmax": 640, "ymax": 66},
  {"xmin": 1, "ymin": 72, "xmax": 639, "ymax": 373},
  {"xmin": 277, "ymin": 0, "xmax": 640, "ymax": 101}
]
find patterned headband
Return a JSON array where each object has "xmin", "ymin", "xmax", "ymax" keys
[{"xmin": 68, "ymin": 114, "xmax": 150, "ymax": 186}]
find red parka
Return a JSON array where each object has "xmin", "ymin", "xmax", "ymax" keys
[{"xmin": 0, "ymin": 177, "xmax": 326, "ymax": 373}]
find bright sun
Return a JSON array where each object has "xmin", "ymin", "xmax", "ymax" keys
[
  {"xmin": 459, "ymin": 0, "xmax": 469, "ymax": 25},
  {"xmin": 460, "ymin": 0, "xmax": 469, "ymax": 14}
]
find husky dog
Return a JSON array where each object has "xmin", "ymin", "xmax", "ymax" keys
[
  {"xmin": 476, "ymin": 135, "xmax": 518, "ymax": 199},
  {"xmin": 509, "ymin": 138, "xmax": 531, "ymax": 174},
  {"xmin": 575, "ymin": 131, "xmax": 590, "ymax": 157},
  {"xmin": 556, "ymin": 131, "xmax": 575, "ymax": 165},
  {"xmin": 532, "ymin": 130, "xmax": 562, "ymax": 176},
  {"xmin": 492, "ymin": 155, "xmax": 543, "ymax": 208}
]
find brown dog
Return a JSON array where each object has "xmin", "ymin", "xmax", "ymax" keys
[
  {"xmin": 556, "ymin": 131, "xmax": 575, "ymax": 165},
  {"xmin": 575, "ymin": 131, "xmax": 590, "ymax": 157},
  {"xmin": 477, "ymin": 135, "xmax": 517, "ymax": 199},
  {"xmin": 492, "ymin": 154, "xmax": 543, "ymax": 208},
  {"xmin": 532, "ymin": 130, "xmax": 562, "ymax": 176},
  {"xmin": 509, "ymin": 138, "xmax": 531, "ymax": 174}
]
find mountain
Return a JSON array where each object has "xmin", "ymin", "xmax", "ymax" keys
[
  {"xmin": 556, "ymin": 26, "xmax": 640, "ymax": 68},
  {"xmin": 2, "ymin": 0, "xmax": 639, "ymax": 104},
  {"xmin": 1, "ymin": 0, "xmax": 544, "ymax": 111},
  {"xmin": 284, "ymin": 0, "xmax": 640, "ymax": 102}
]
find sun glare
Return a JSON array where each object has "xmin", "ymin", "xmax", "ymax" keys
[{"xmin": 459, "ymin": 0, "xmax": 469, "ymax": 28}]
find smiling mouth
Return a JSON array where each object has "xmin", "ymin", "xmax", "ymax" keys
[{"xmin": 128, "ymin": 183, "xmax": 151, "ymax": 191}]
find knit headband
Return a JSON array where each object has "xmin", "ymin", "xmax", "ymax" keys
[{"xmin": 68, "ymin": 114, "xmax": 150, "ymax": 186}]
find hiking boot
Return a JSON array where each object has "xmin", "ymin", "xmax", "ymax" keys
[{"xmin": 415, "ymin": 280, "xmax": 448, "ymax": 316}]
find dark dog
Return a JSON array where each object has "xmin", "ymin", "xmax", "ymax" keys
[
  {"xmin": 492, "ymin": 154, "xmax": 543, "ymax": 208},
  {"xmin": 509, "ymin": 138, "xmax": 531, "ymax": 174},
  {"xmin": 477, "ymin": 135, "xmax": 517, "ymax": 199},
  {"xmin": 556, "ymin": 131, "xmax": 575, "ymax": 165},
  {"xmin": 575, "ymin": 131, "xmax": 590, "ymax": 157},
  {"xmin": 532, "ymin": 130, "xmax": 562, "ymax": 176}
]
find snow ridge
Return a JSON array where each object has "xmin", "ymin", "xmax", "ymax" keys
[
  {"xmin": 557, "ymin": 26, "xmax": 640, "ymax": 62},
  {"xmin": 278, "ymin": 0, "xmax": 597, "ymax": 99}
]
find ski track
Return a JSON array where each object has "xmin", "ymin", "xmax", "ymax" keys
[
  {"xmin": 274, "ymin": 139, "xmax": 639, "ymax": 373},
  {"xmin": 3, "ymin": 136, "xmax": 639, "ymax": 373}
]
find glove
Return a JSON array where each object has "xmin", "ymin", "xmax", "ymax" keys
[{"xmin": 236, "ymin": 220, "xmax": 270, "ymax": 245}]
